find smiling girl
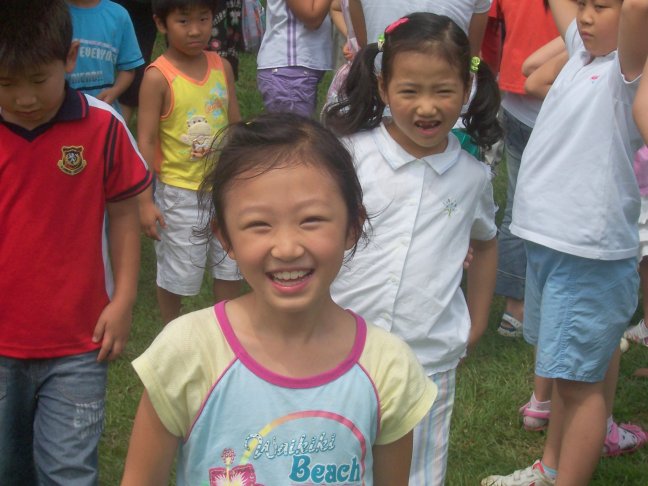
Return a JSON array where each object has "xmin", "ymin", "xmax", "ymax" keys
[{"xmin": 120, "ymin": 114, "xmax": 436, "ymax": 486}]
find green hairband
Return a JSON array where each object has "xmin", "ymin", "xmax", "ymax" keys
[{"xmin": 470, "ymin": 56, "xmax": 481, "ymax": 73}]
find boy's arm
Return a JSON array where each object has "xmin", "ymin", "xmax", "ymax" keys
[
  {"xmin": 223, "ymin": 59, "xmax": 241, "ymax": 123},
  {"xmin": 522, "ymin": 36, "xmax": 566, "ymax": 77},
  {"xmin": 121, "ymin": 391, "xmax": 179, "ymax": 486},
  {"xmin": 468, "ymin": 11, "xmax": 489, "ymax": 57},
  {"xmin": 466, "ymin": 237, "xmax": 498, "ymax": 352},
  {"xmin": 137, "ymin": 67, "xmax": 168, "ymax": 240},
  {"xmin": 633, "ymin": 59, "xmax": 648, "ymax": 143},
  {"xmin": 93, "ymin": 196, "xmax": 140, "ymax": 361},
  {"xmin": 96, "ymin": 69, "xmax": 135, "ymax": 106},
  {"xmin": 548, "ymin": 0, "xmax": 578, "ymax": 40},
  {"xmin": 618, "ymin": 0, "xmax": 648, "ymax": 81},
  {"xmin": 330, "ymin": 0, "xmax": 347, "ymax": 37},
  {"xmin": 372, "ymin": 432, "xmax": 413, "ymax": 486},
  {"xmin": 525, "ymin": 50, "xmax": 569, "ymax": 100},
  {"xmin": 286, "ymin": 0, "xmax": 333, "ymax": 30},
  {"xmin": 348, "ymin": 0, "xmax": 366, "ymax": 47}
]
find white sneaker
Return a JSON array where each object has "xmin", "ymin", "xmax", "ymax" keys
[{"xmin": 481, "ymin": 460, "xmax": 555, "ymax": 486}]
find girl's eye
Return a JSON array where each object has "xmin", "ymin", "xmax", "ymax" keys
[
  {"xmin": 302, "ymin": 216, "xmax": 326, "ymax": 226},
  {"xmin": 244, "ymin": 221, "xmax": 270, "ymax": 230}
]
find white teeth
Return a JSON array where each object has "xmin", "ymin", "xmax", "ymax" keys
[{"xmin": 273, "ymin": 270, "xmax": 308, "ymax": 281}]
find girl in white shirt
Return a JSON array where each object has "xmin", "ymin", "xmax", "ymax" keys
[{"xmin": 324, "ymin": 12, "xmax": 500, "ymax": 486}]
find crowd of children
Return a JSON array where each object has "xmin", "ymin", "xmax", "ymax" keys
[{"xmin": 1, "ymin": 0, "xmax": 648, "ymax": 485}]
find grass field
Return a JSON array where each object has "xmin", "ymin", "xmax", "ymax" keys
[{"xmin": 98, "ymin": 53, "xmax": 648, "ymax": 485}]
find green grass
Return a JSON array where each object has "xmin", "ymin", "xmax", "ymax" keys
[{"xmin": 99, "ymin": 53, "xmax": 648, "ymax": 484}]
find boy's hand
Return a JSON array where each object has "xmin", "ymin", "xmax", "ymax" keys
[
  {"xmin": 93, "ymin": 299, "xmax": 133, "ymax": 362},
  {"xmin": 96, "ymin": 87, "xmax": 118, "ymax": 106},
  {"xmin": 140, "ymin": 200, "xmax": 166, "ymax": 240}
]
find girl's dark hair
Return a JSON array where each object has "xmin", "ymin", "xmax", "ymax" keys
[
  {"xmin": 152, "ymin": 0, "xmax": 218, "ymax": 23},
  {"xmin": 324, "ymin": 12, "xmax": 502, "ymax": 151},
  {"xmin": 198, "ymin": 113, "xmax": 368, "ymax": 256},
  {"xmin": 0, "ymin": 0, "xmax": 72, "ymax": 75}
]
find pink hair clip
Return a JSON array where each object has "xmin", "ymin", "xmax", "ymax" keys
[{"xmin": 385, "ymin": 17, "xmax": 409, "ymax": 34}]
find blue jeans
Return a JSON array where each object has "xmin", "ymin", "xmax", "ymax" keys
[
  {"xmin": 495, "ymin": 110, "xmax": 533, "ymax": 301},
  {"xmin": 0, "ymin": 351, "xmax": 107, "ymax": 485}
]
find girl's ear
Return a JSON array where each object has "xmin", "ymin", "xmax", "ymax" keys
[
  {"xmin": 377, "ymin": 75, "xmax": 389, "ymax": 106},
  {"xmin": 212, "ymin": 221, "xmax": 235, "ymax": 260},
  {"xmin": 345, "ymin": 211, "xmax": 366, "ymax": 251}
]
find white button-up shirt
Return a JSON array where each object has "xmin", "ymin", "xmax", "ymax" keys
[{"xmin": 332, "ymin": 123, "xmax": 496, "ymax": 374}]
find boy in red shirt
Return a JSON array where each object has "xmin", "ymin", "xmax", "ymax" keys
[{"xmin": 0, "ymin": 1, "xmax": 151, "ymax": 483}]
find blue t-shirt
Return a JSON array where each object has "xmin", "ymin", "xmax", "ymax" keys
[{"xmin": 67, "ymin": 0, "xmax": 144, "ymax": 110}]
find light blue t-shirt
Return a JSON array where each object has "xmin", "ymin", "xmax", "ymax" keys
[
  {"xmin": 133, "ymin": 302, "xmax": 436, "ymax": 485},
  {"xmin": 67, "ymin": 0, "xmax": 144, "ymax": 110}
]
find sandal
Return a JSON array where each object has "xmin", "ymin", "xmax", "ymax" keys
[
  {"xmin": 519, "ymin": 400, "xmax": 550, "ymax": 432},
  {"xmin": 498, "ymin": 312, "xmax": 523, "ymax": 338},
  {"xmin": 602, "ymin": 421, "xmax": 648, "ymax": 457}
]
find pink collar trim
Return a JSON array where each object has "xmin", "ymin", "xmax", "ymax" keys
[{"xmin": 213, "ymin": 301, "xmax": 366, "ymax": 389}]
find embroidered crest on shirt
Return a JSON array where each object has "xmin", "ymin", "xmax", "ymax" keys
[
  {"xmin": 443, "ymin": 198, "xmax": 458, "ymax": 216},
  {"xmin": 590, "ymin": 74, "xmax": 600, "ymax": 83},
  {"xmin": 57, "ymin": 146, "xmax": 87, "ymax": 175}
]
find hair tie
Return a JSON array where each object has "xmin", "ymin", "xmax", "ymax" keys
[
  {"xmin": 385, "ymin": 17, "xmax": 409, "ymax": 34},
  {"xmin": 470, "ymin": 56, "xmax": 481, "ymax": 73},
  {"xmin": 377, "ymin": 33, "xmax": 385, "ymax": 51}
]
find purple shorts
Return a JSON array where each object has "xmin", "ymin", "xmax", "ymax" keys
[{"xmin": 256, "ymin": 66, "xmax": 325, "ymax": 118}]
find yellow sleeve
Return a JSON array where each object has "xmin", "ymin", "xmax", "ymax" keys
[
  {"xmin": 359, "ymin": 324, "xmax": 437, "ymax": 445},
  {"xmin": 131, "ymin": 307, "xmax": 235, "ymax": 438}
]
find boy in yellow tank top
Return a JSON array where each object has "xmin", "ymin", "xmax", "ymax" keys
[{"xmin": 137, "ymin": 0, "xmax": 242, "ymax": 324}]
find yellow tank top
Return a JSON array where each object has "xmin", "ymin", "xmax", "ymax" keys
[{"xmin": 149, "ymin": 52, "xmax": 229, "ymax": 190}]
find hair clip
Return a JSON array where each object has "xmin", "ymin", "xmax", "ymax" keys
[
  {"xmin": 470, "ymin": 56, "xmax": 481, "ymax": 73},
  {"xmin": 385, "ymin": 17, "xmax": 409, "ymax": 34},
  {"xmin": 377, "ymin": 33, "xmax": 385, "ymax": 51}
]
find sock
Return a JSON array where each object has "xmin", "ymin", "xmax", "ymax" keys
[
  {"xmin": 607, "ymin": 415, "xmax": 614, "ymax": 435},
  {"xmin": 540, "ymin": 461, "xmax": 557, "ymax": 480},
  {"xmin": 530, "ymin": 392, "xmax": 551, "ymax": 411}
]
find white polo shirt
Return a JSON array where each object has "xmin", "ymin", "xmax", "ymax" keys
[
  {"xmin": 331, "ymin": 123, "xmax": 497, "ymax": 374},
  {"xmin": 360, "ymin": 0, "xmax": 491, "ymax": 42},
  {"xmin": 511, "ymin": 21, "xmax": 642, "ymax": 260}
]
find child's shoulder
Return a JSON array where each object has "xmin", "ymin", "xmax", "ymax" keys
[{"xmin": 361, "ymin": 322, "xmax": 420, "ymax": 366}]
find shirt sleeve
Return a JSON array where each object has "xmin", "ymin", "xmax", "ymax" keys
[
  {"xmin": 360, "ymin": 325, "xmax": 437, "ymax": 445},
  {"xmin": 469, "ymin": 163, "xmax": 497, "ymax": 241},
  {"xmin": 132, "ymin": 308, "xmax": 236, "ymax": 438},
  {"xmin": 104, "ymin": 112, "xmax": 152, "ymax": 201},
  {"xmin": 474, "ymin": 0, "xmax": 493, "ymax": 14},
  {"xmin": 565, "ymin": 19, "xmax": 582, "ymax": 58},
  {"xmin": 116, "ymin": 8, "xmax": 145, "ymax": 71}
]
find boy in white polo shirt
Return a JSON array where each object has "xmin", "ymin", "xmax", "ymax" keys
[{"xmin": 481, "ymin": 0, "xmax": 648, "ymax": 485}]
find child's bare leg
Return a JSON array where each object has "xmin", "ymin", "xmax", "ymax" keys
[
  {"xmin": 505, "ymin": 297, "xmax": 524, "ymax": 321},
  {"xmin": 641, "ymin": 257, "xmax": 648, "ymax": 316},
  {"xmin": 603, "ymin": 348, "xmax": 620, "ymax": 416},
  {"xmin": 157, "ymin": 286, "xmax": 182, "ymax": 324},
  {"xmin": 534, "ymin": 374, "xmax": 553, "ymax": 402},
  {"xmin": 213, "ymin": 279, "xmax": 242, "ymax": 303},
  {"xmin": 542, "ymin": 379, "xmax": 607, "ymax": 486}
]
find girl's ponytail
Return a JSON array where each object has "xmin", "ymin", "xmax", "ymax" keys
[
  {"xmin": 323, "ymin": 43, "xmax": 385, "ymax": 136},
  {"xmin": 462, "ymin": 60, "xmax": 503, "ymax": 151}
]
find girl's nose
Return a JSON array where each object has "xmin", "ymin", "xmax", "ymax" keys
[
  {"xmin": 417, "ymin": 97, "xmax": 438, "ymax": 116},
  {"xmin": 271, "ymin": 229, "xmax": 305, "ymax": 261}
]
